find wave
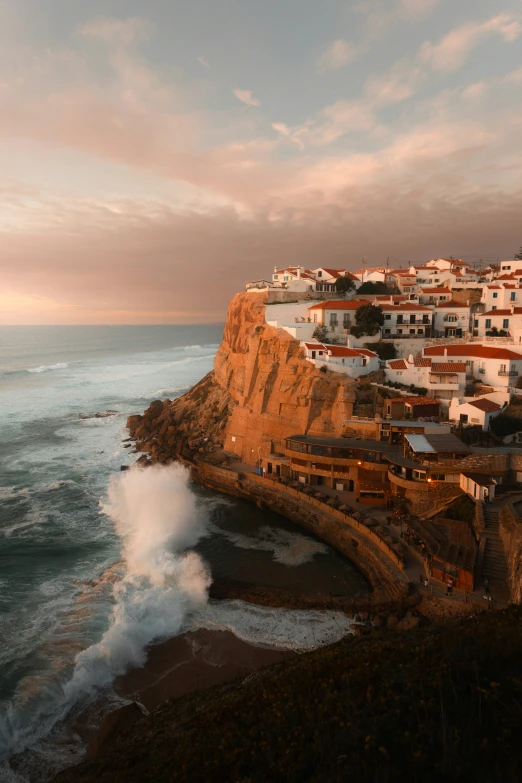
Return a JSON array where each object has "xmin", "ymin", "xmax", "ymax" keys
[
  {"xmin": 191, "ymin": 599, "xmax": 354, "ymax": 651},
  {"xmin": 0, "ymin": 464, "xmax": 211, "ymax": 762},
  {"xmin": 27, "ymin": 363, "xmax": 69, "ymax": 374},
  {"xmin": 213, "ymin": 524, "xmax": 328, "ymax": 566}
]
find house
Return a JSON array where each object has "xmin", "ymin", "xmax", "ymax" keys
[
  {"xmin": 380, "ymin": 303, "xmax": 433, "ymax": 337},
  {"xmin": 418, "ymin": 287, "xmax": 452, "ymax": 306},
  {"xmin": 498, "ymin": 260, "xmax": 521, "ymax": 275},
  {"xmin": 449, "ymin": 397, "xmax": 502, "ymax": 429},
  {"xmin": 475, "ymin": 307, "xmax": 522, "ymax": 338},
  {"xmin": 302, "ymin": 342, "xmax": 379, "ymax": 378},
  {"xmin": 271, "ymin": 266, "xmax": 321, "ymax": 291},
  {"xmin": 480, "ymin": 283, "xmax": 522, "ymax": 311},
  {"xmin": 307, "ymin": 300, "xmax": 371, "ymax": 333},
  {"xmin": 385, "ymin": 355, "xmax": 467, "ymax": 400},
  {"xmin": 423, "ymin": 344, "xmax": 522, "ymax": 389},
  {"xmin": 384, "ymin": 397, "xmax": 441, "ymax": 420},
  {"xmin": 353, "ymin": 266, "xmax": 387, "ymax": 284},
  {"xmin": 432, "ymin": 300, "xmax": 470, "ymax": 338},
  {"xmin": 460, "ymin": 473, "xmax": 497, "ymax": 503}
]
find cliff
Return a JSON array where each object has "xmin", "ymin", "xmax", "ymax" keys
[{"xmin": 128, "ymin": 292, "xmax": 356, "ymax": 467}]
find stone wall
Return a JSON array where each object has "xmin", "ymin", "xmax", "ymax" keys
[
  {"xmin": 266, "ymin": 290, "xmax": 343, "ymax": 304},
  {"xmin": 499, "ymin": 495, "xmax": 522, "ymax": 603},
  {"xmin": 195, "ymin": 461, "xmax": 409, "ymax": 603}
]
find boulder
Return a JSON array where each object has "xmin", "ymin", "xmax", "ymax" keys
[{"xmin": 396, "ymin": 615, "xmax": 420, "ymax": 632}]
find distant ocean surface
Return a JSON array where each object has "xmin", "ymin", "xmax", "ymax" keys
[{"xmin": 0, "ymin": 326, "xmax": 367, "ymax": 782}]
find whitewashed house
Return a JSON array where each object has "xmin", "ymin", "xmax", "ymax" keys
[
  {"xmin": 432, "ymin": 300, "xmax": 471, "ymax": 338},
  {"xmin": 449, "ymin": 396, "xmax": 504, "ymax": 429},
  {"xmin": 475, "ymin": 307, "xmax": 522, "ymax": 338},
  {"xmin": 385, "ymin": 356, "xmax": 467, "ymax": 400},
  {"xmin": 480, "ymin": 283, "xmax": 522, "ymax": 310},
  {"xmin": 308, "ymin": 300, "xmax": 371, "ymax": 334},
  {"xmin": 418, "ymin": 287, "xmax": 452, "ymax": 306},
  {"xmin": 423, "ymin": 344, "xmax": 522, "ymax": 389},
  {"xmin": 380, "ymin": 303, "xmax": 433, "ymax": 337},
  {"xmin": 302, "ymin": 342, "xmax": 379, "ymax": 378}
]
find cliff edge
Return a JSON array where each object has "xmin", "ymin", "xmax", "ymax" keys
[{"xmin": 128, "ymin": 292, "xmax": 356, "ymax": 467}]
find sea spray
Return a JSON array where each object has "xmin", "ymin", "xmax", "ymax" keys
[{"xmin": 0, "ymin": 463, "xmax": 211, "ymax": 764}]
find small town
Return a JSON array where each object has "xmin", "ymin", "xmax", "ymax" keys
[{"xmin": 243, "ymin": 253, "xmax": 522, "ymax": 604}]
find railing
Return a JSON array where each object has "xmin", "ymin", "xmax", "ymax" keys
[
  {"xmin": 479, "ymin": 368, "xmax": 486, "ymax": 374},
  {"xmin": 498, "ymin": 370, "xmax": 518, "ymax": 377}
]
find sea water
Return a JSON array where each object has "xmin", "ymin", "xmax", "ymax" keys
[{"xmin": 0, "ymin": 326, "xmax": 367, "ymax": 781}]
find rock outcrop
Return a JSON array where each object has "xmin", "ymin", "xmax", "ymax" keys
[{"xmin": 127, "ymin": 292, "xmax": 356, "ymax": 466}]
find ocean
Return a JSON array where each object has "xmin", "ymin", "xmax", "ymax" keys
[{"xmin": 0, "ymin": 326, "xmax": 368, "ymax": 782}]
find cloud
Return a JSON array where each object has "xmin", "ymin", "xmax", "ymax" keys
[
  {"xmin": 419, "ymin": 14, "xmax": 522, "ymax": 72},
  {"xmin": 197, "ymin": 55, "xmax": 210, "ymax": 68},
  {"xmin": 400, "ymin": 0, "xmax": 439, "ymax": 15},
  {"xmin": 233, "ymin": 88, "xmax": 260, "ymax": 107},
  {"xmin": 317, "ymin": 40, "xmax": 359, "ymax": 72},
  {"xmin": 81, "ymin": 16, "xmax": 151, "ymax": 47}
]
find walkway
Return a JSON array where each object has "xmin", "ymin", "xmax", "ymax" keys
[{"xmin": 482, "ymin": 504, "xmax": 510, "ymax": 602}]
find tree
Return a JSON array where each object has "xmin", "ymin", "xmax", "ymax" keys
[
  {"xmin": 367, "ymin": 341, "xmax": 396, "ymax": 360},
  {"xmin": 350, "ymin": 304, "xmax": 384, "ymax": 338},
  {"xmin": 312, "ymin": 325, "xmax": 328, "ymax": 342},
  {"xmin": 515, "ymin": 247, "xmax": 522, "ymax": 260},
  {"xmin": 335, "ymin": 276, "xmax": 356, "ymax": 295},
  {"xmin": 357, "ymin": 281, "xmax": 389, "ymax": 295}
]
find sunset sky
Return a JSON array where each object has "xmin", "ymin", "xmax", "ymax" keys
[{"xmin": 1, "ymin": 0, "xmax": 522, "ymax": 324}]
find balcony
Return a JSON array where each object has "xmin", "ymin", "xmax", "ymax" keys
[
  {"xmin": 498, "ymin": 370, "xmax": 519, "ymax": 377},
  {"xmin": 478, "ymin": 368, "xmax": 486, "ymax": 375}
]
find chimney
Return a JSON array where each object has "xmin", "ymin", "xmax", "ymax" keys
[
  {"xmin": 274, "ymin": 265, "xmax": 277, "ymax": 273},
  {"xmin": 444, "ymin": 347, "xmax": 448, "ymax": 357},
  {"xmin": 512, "ymin": 305, "xmax": 515, "ymax": 314}
]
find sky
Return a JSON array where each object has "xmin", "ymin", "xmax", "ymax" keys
[{"xmin": 0, "ymin": 0, "xmax": 522, "ymax": 324}]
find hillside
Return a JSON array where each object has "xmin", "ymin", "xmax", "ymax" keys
[{"xmin": 54, "ymin": 606, "xmax": 522, "ymax": 783}]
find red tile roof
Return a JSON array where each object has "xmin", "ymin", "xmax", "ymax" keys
[
  {"xmin": 380, "ymin": 303, "xmax": 432, "ymax": 311},
  {"xmin": 434, "ymin": 300, "xmax": 468, "ymax": 308},
  {"xmin": 414, "ymin": 358, "xmax": 432, "ymax": 367},
  {"xmin": 424, "ymin": 345, "xmax": 522, "ymax": 360},
  {"xmin": 388, "ymin": 359, "xmax": 408, "ymax": 369},
  {"xmin": 387, "ymin": 396, "xmax": 440, "ymax": 406},
  {"xmin": 469, "ymin": 398, "xmax": 501, "ymax": 413},
  {"xmin": 308, "ymin": 300, "xmax": 370, "ymax": 310},
  {"xmin": 431, "ymin": 362, "xmax": 467, "ymax": 373},
  {"xmin": 420, "ymin": 287, "xmax": 452, "ymax": 294},
  {"xmin": 324, "ymin": 344, "xmax": 377, "ymax": 358},
  {"xmin": 480, "ymin": 308, "xmax": 522, "ymax": 316}
]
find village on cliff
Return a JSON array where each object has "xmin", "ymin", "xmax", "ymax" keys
[{"xmin": 239, "ymin": 255, "xmax": 522, "ymax": 601}]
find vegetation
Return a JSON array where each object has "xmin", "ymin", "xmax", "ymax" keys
[
  {"xmin": 357, "ymin": 281, "xmax": 394, "ymax": 295},
  {"xmin": 312, "ymin": 325, "xmax": 328, "ymax": 342},
  {"xmin": 350, "ymin": 303, "xmax": 384, "ymax": 338},
  {"xmin": 515, "ymin": 246, "xmax": 522, "ymax": 260},
  {"xmin": 441, "ymin": 494, "xmax": 476, "ymax": 526},
  {"xmin": 335, "ymin": 276, "xmax": 356, "ymax": 295},
  {"xmin": 56, "ymin": 606, "xmax": 522, "ymax": 783},
  {"xmin": 382, "ymin": 379, "xmax": 428, "ymax": 395},
  {"xmin": 367, "ymin": 341, "xmax": 397, "ymax": 360},
  {"xmin": 490, "ymin": 414, "xmax": 522, "ymax": 438}
]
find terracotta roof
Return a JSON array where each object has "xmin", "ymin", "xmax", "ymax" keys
[
  {"xmin": 388, "ymin": 359, "xmax": 408, "ymax": 369},
  {"xmin": 374, "ymin": 295, "xmax": 407, "ymax": 301},
  {"xmin": 319, "ymin": 268, "xmax": 345, "ymax": 279},
  {"xmin": 434, "ymin": 300, "xmax": 468, "ymax": 308},
  {"xmin": 495, "ymin": 274, "xmax": 517, "ymax": 281},
  {"xmin": 424, "ymin": 344, "xmax": 522, "ymax": 360},
  {"xmin": 354, "ymin": 266, "xmax": 386, "ymax": 274},
  {"xmin": 380, "ymin": 303, "xmax": 432, "ymax": 312},
  {"xmin": 303, "ymin": 343, "xmax": 327, "ymax": 350},
  {"xmin": 420, "ymin": 287, "xmax": 452, "ymax": 294},
  {"xmin": 308, "ymin": 300, "xmax": 370, "ymax": 311},
  {"xmin": 431, "ymin": 362, "xmax": 467, "ymax": 373},
  {"xmin": 414, "ymin": 358, "xmax": 432, "ymax": 367},
  {"xmin": 387, "ymin": 396, "xmax": 440, "ymax": 406},
  {"xmin": 480, "ymin": 308, "xmax": 522, "ymax": 316},
  {"xmin": 468, "ymin": 398, "xmax": 501, "ymax": 413}
]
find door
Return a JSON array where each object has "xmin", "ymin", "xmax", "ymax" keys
[
  {"xmin": 317, "ymin": 476, "xmax": 323, "ymax": 486},
  {"xmin": 267, "ymin": 462, "xmax": 273, "ymax": 474},
  {"xmin": 311, "ymin": 351, "xmax": 316, "ymax": 359}
]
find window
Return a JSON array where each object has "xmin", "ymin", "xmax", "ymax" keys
[
  {"xmin": 503, "ymin": 319, "xmax": 510, "ymax": 329},
  {"xmin": 500, "ymin": 364, "xmax": 506, "ymax": 372},
  {"xmin": 273, "ymin": 274, "xmax": 279, "ymax": 279},
  {"xmin": 384, "ymin": 328, "xmax": 391, "ymax": 334},
  {"xmin": 330, "ymin": 314, "xmax": 338, "ymax": 325},
  {"xmin": 511, "ymin": 292, "xmax": 516, "ymax": 301},
  {"xmin": 313, "ymin": 313, "xmax": 317, "ymax": 323},
  {"xmin": 492, "ymin": 306, "xmax": 497, "ymax": 310},
  {"xmin": 343, "ymin": 314, "xmax": 350, "ymax": 326},
  {"xmin": 485, "ymin": 319, "xmax": 491, "ymax": 328},
  {"xmin": 384, "ymin": 314, "xmax": 391, "ymax": 320},
  {"xmin": 474, "ymin": 319, "xmax": 479, "ymax": 328},
  {"xmin": 493, "ymin": 292, "xmax": 498, "ymax": 298},
  {"xmin": 396, "ymin": 371, "xmax": 403, "ymax": 376},
  {"xmin": 317, "ymin": 271, "xmax": 322, "ymax": 277}
]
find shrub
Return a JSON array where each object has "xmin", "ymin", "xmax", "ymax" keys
[
  {"xmin": 312, "ymin": 325, "xmax": 328, "ymax": 342},
  {"xmin": 490, "ymin": 414, "xmax": 522, "ymax": 438},
  {"xmin": 367, "ymin": 342, "xmax": 397, "ymax": 360}
]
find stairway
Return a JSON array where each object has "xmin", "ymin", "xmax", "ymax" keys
[{"xmin": 482, "ymin": 506, "xmax": 510, "ymax": 600}]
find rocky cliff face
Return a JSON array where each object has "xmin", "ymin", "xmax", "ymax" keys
[{"xmin": 128, "ymin": 292, "xmax": 355, "ymax": 467}]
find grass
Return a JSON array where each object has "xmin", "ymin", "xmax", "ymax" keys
[{"xmin": 55, "ymin": 606, "xmax": 522, "ymax": 783}]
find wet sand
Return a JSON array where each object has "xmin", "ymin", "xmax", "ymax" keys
[{"xmin": 115, "ymin": 628, "xmax": 295, "ymax": 712}]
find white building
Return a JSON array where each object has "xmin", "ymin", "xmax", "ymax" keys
[
  {"xmin": 302, "ymin": 342, "xmax": 379, "ymax": 378},
  {"xmin": 432, "ymin": 300, "xmax": 471, "ymax": 338},
  {"xmin": 308, "ymin": 300, "xmax": 371, "ymax": 334},
  {"xmin": 475, "ymin": 306, "xmax": 522, "ymax": 338},
  {"xmin": 449, "ymin": 395, "xmax": 505, "ymax": 429},
  {"xmin": 380, "ymin": 303, "xmax": 433, "ymax": 337},
  {"xmin": 418, "ymin": 287, "xmax": 452, "ymax": 305},
  {"xmin": 480, "ymin": 283, "xmax": 522, "ymax": 310},
  {"xmin": 385, "ymin": 355, "xmax": 467, "ymax": 400},
  {"xmin": 423, "ymin": 344, "xmax": 522, "ymax": 389},
  {"xmin": 353, "ymin": 266, "xmax": 387, "ymax": 284}
]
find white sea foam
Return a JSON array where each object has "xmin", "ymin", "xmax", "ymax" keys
[
  {"xmin": 0, "ymin": 463, "xmax": 211, "ymax": 761},
  {"xmin": 27, "ymin": 362, "xmax": 69, "ymax": 374},
  {"xmin": 214, "ymin": 524, "xmax": 328, "ymax": 566},
  {"xmin": 191, "ymin": 599, "xmax": 354, "ymax": 651}
]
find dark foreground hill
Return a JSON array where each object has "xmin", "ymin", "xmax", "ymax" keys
[{"xmin": 55, "ymin": 606, "xmax": 522, "ymax": 783}]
